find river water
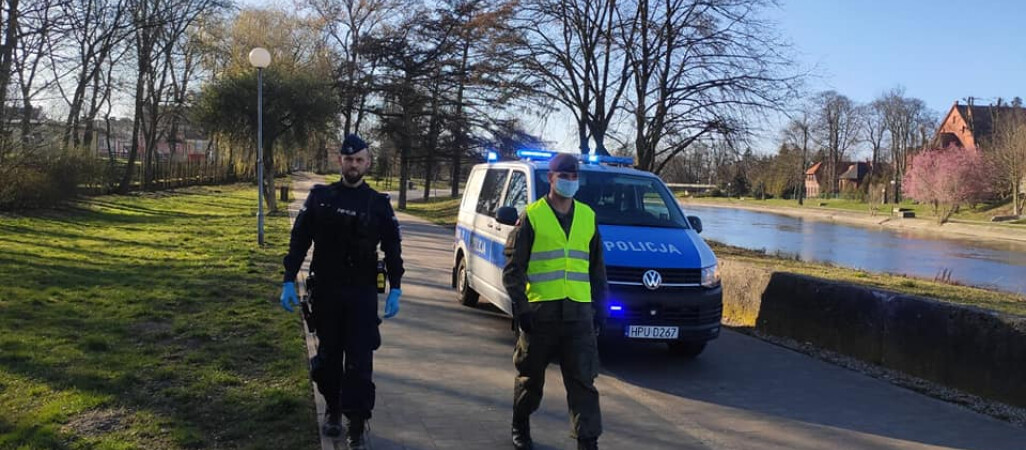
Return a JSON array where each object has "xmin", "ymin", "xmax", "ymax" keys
[{"xmin": 683, "ymin": 205, "xmax": 1026, "ymax": 295}]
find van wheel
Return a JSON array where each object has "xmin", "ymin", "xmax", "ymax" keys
[
  {"xmin": 456, "ymin": 257, "xmax": 479, "ymax": 307},
  {"xmin": 667, "ymin": 341, "xmax": 706, "ymax": 358}
]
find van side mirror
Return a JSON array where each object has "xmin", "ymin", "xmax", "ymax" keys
[
  {"xmin": 687, "ymin": 215, "xmax": 703, "ymax": 234},
  {"xmin": 496, "ymin": 206, "xmax": 519, "ymax": 226}
]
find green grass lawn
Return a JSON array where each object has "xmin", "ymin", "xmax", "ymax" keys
[
  {"xmin": 395, "ymin": 199, "xmax": 1026, "ymax": 317},
  {"xmin": 398, "ymin": 197, "xmax": 462, "ymax": 227},
  {"xmin": 0, "ymin": 184, "xmax": 316, "ymax": 449}
]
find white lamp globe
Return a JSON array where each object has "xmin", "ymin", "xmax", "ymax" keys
[{"xmin": 248, "ymin": 47, "xmax": 271, "ymax": 68}]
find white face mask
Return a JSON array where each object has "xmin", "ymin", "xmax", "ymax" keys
[{"xmin": 554, "ymin": 178, "xmax": 579, "ymax": 198}]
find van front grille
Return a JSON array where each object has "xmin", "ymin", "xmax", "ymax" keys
[{"xmin": 606, "ymin": 266, "xmax": 701, "ymax": 285}]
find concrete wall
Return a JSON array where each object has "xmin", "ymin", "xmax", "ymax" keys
[{"xmin": 720, "ymin": 259, "xmax": 1026, "ymax": 408}]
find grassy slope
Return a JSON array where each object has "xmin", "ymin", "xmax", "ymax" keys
[
  {"xmin": 396, "ymin": 197, "xmax": 1026, "ymax": 317},
  {"xmin": 0, "ymin": 184, "xmax": 316, "ymax": 449}
]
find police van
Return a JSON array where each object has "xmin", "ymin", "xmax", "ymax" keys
[{"xmin": 451, "ymin": 150, "xmax": 722, "ymax": 356}]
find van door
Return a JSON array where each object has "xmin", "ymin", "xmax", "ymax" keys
[
  {"xmin": 484, "ymin": 169, "xmax": 530, "ymax": 313},
  {"xmin": 468, "ymin": 168, "xmax": 510, "ymax": 300},
  {"xmin": 457, "ymin": 167, "xmax": 486, "ymax": 265}
]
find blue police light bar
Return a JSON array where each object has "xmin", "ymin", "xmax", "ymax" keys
[
  {"xmin": 486, "ymin": 151, "xmax": 499, "ymax": 162},
  {"xmin": 609, "ymin": 305, "xmax": 623, "ymax": 311},
  {"xmin": 516, "ymin": 149, "xmax": 556, "ymax": 160},
  {"xmin": 583, "ymin": 154, "xmax": 635, "ymax": 166}
]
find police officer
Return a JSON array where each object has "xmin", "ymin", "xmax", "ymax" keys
[
  {"xmin": 279, "ymin": 134, "xmax": 404, "ymax": 447},
  {"xmin": 503, "ymin": 152, "xmax": 608, "ymax": 450}
]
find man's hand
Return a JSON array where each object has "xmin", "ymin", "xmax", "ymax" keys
[
  {"xmin": 384, "ymin": 288, "xmax": 401, "ymax": 319},
  {"xmin": 516, "ymin": 310, "xmax": 535, "ymax": 334},
  {"xmin": 280, "ymin": 282, "xmax": 300, "ymax": 312}
]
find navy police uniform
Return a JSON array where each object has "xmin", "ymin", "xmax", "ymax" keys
[{"xmin": 282, "ymin": 136, "xmax": 404, "ymax": 423}]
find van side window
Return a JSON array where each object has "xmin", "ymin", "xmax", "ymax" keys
[
  {"xmin": 476, "ymin": 168, "xmax": 509, "ymax": 216},
  {"xmin": 502, "ymin": 171, "xmax": 528, "ymax": 215},
  {"xmin": 461, "ymin": 170, "xmax": 485, "ymax": 212}
]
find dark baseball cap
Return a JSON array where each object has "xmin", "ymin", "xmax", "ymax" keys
[
  {"xmin": 548, "ymin": 153, "xmax": 579, "ymax": 173},
  {"xmin": 340, "ymin": 134, "xmax": 369, "ymax": 155}
]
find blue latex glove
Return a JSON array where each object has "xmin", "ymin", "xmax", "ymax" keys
[
  {"xmin": 280, "ymin": 282, "xmax": 299, "ymax": 312},
  {"xmin": 384, "ymin": 288, "xmax": 401, "ymax": 319}
]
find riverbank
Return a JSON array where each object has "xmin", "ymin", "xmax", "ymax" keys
[{"xmin": 680, "ymin": 197, "xmax": 1026, "ymax": 246}]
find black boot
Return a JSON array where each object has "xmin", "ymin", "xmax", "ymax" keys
[
  {"xmin": 512, "ymin": 417, "xmax": 532, "ymax": 450},
  {"xmin": 322, "ymin": 405, "xmax": 342, "ymax": 438},
  {"xmin": 577, "ymin": 437, "xmax": 598, "ymax": 450},
  {"xmin": 346, "ymin": 418, "xmax": 367, "ymax": 449}
]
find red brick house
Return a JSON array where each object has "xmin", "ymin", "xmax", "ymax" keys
[
  {"xmin": 934, "ymin": 101, "xmax": 1026, "ymax": 150},
  {"xmin": 805, "ymin": 161, "xmax": 874, "ymax": 198}
]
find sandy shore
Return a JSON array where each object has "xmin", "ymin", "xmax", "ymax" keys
[{"xmin": 681, "ymin": 199, "xmax": 1026, "ymax": 247}]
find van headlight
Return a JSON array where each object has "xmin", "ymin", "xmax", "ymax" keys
[{"xmin": 701, "ymin": 264, "xmax": 720, "ymax": 288}]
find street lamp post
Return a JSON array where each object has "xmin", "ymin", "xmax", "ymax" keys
[
  {"xmin": 249, "ymin": 47, "xmax": 271, "ymax": 245},
  {"xmin": 890, "ymin": 179, "xmax": 897, "ymax": 205}
]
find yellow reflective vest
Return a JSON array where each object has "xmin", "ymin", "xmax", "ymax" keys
[{"xmin": 525, "ymin": 198, "xmax": 595, "ymax": 303}]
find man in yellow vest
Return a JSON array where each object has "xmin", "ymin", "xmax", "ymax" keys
[{"xmin": 503, "ymin": 152, "xmax": 608, "ymax": 450}]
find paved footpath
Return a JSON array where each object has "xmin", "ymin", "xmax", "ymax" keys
[{"xmin": 288, "ymin": 173, "xmax": 1026, "ymax": 450}]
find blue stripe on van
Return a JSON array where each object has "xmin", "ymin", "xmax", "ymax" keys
[{"xmin": 456, "ymin": 225, "xmax": 507, "ymax": 268}]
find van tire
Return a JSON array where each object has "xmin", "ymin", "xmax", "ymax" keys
[
  {"xmin": 456, "ymin": 257, "xmax": 480, "ymax": 307},
  {"xmin": 667, "ymin": 341, "xmax": 706, "ymax": 358}
]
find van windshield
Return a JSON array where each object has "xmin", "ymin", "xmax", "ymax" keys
[{"xmin": 534, "ymin": 169, "xmax": 689, "ymax": 229}]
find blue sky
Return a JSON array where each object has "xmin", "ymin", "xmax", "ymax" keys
[
  {"xmin": 236, "ymin": 0, "xmax": 1026, "ymax": 153},
  {"xmin": 774, "ymin": 0, "xmax": 1026, "ymax": 115}
]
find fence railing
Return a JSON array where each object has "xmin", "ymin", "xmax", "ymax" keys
[{"xmin": 81, "ymin": 159, "xmax": 249, "ymax": 195}]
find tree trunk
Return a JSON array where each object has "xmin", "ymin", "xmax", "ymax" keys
[
  {"xmin": 262, "ymin": 139, "xmax": 277, "ymax": 212},
  {"xmin": 577, "ymin": 114, "xmax": 589, "ymax": 154},
  {"xmin": 118, "ymin": 97, "xmax": 145, "ymax": 193},
  {"xmin": 0, "ymin": 0, "xmax": 20, "ymax": 156}
]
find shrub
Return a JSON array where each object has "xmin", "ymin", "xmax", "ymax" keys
[{"xmin": 0, "ymin": 149, "xmax": 102, "ymax": 211}]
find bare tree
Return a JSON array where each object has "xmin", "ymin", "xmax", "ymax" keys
[
  {"xmin": 812, "ymin": 90, "xmax": 861, "ymax": 196},
  {"xmin": 441, "ymin": 0, "xmax": 529, "ymax": 197},
  {"xmin": 878, "ymin": 86, "xmax": 932, "ymax": 202},
  {"xmin": 48, "ymin": 0, "xmax": 134, "ymax": 150},
  {"xmin": 625, "ymin": 0, "xmax": 799, "ymax": 173},
  {"xmin": 10, "ymin": 0, "xmax": 66, "ymax": 155},
  {"xmin": 783, "ymin": 108, "xmax": 813, "ymax": 204},
  {"xmin": 118, "ymin": 0, "xmax": 226, "ymax": 192},
  {"xmin": 862, "ymin": 100, "xmax": 889, "ymax": 191},
  {"xmin": 304, "ymin": 0, "xmax": 399, "ymax": 137},
  {"xmin": 987, "ymin": 106, "xmax": 1026, "ymax": 215},
  {"xmin": 517, "ymin": 0, "xmax": 629, "ymax": 155},
  {"xmin": 0, "ymin": 0, "xmax": 24, "ymax": 155},
  {"xmin": 363, "ymin": 3, "xmax": 459, "ymax": 209}
]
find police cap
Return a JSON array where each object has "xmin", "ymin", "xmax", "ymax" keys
[
  {"xmin": 340, "ymin": 134, "xmax": 369, "ymax": 155},
  {"xmin": 548, "ymin": 152, "xmax": 578, "ymax": 173}
]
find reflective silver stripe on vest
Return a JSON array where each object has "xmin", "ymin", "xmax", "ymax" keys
[
  {"xmin": 531, "ymin": 249, "xmax": 565, "ymax": 261},
  {"xmin": 528, "ymin": 270, "xmax": 590, "ymax": 283},
  {"xmin": 566, "ymin": 271, "xmax": 590, "ymax": 282},
  {"xmin": 568, "ymin": 250, "xmax": 589, "ymax": 261},
  {"xmin": 528, "ymin": 270, "xmax": 565, "ymax": 283}
]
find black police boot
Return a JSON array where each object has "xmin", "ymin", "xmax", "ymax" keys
[
  {"xmin": 577, "ymin": 437, "xmax": 598, "ymax": 450},
  {"xmin": 512, "ymin": 417, "xmax": 533, "ymax": 450},
  {"xmin": 346, "ymin": 418, "xmax": 367, "ymax": 449},
  {"xmin": 322, "ymin": 405, "xmax": 342, "ymax": 438}
]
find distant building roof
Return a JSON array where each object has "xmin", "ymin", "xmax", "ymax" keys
[
  {"xmin": 935, "ymin": 101, "xmax": 1026, "ymax": 149},
  {"xmin": 839, "ymin": 162, "xmax": 872, "ymax": 180}
]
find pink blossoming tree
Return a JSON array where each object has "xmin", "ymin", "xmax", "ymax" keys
[{"xmin": 903, "ymin": 147, "xmax": 993, "ymax": 223}]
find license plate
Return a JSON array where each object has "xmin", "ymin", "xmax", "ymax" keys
[{"xmin": 625, "ymin": 325, "xmax": 679, "ymax": 339}]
